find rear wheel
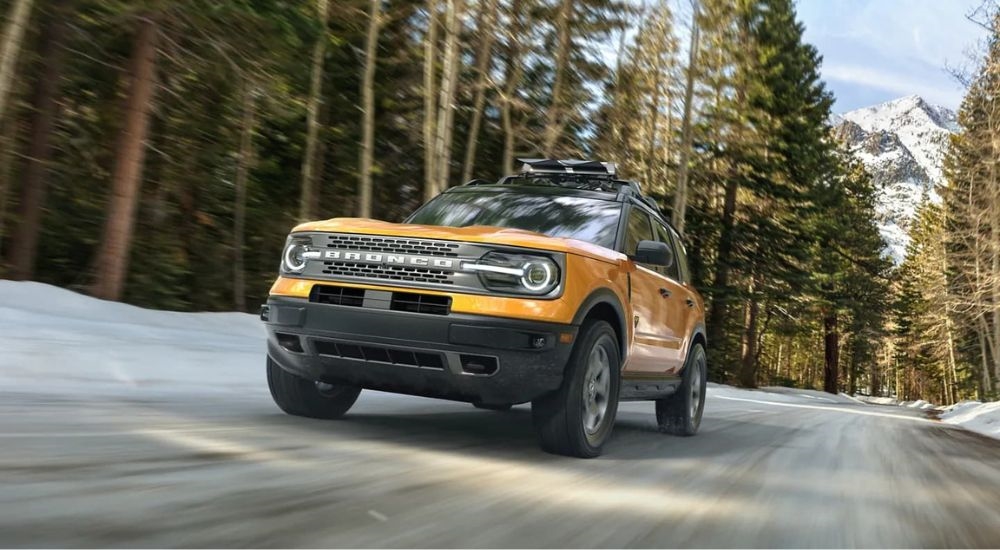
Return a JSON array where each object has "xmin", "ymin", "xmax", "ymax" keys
[
  {"xmin": 532, "ymin": 320, "xmax": 620, "ymax": 458},
  {"xmin": 656, "ymin": 343, "xmax": 707, "ymax": 435},
  {"xmin": 267, "ymin": 356, "xmax": 361, "ymax": 419}
]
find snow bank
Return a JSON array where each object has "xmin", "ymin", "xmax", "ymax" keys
[
  {"xmin": 940, "ymin": 401, "xmax": 1000, "ymax": 439},
  {"xmin": 858, "ymin": 396, "xmax": 899, "ymax": 406},
  {"xmin": 855, "ymin": 390, "xmax": 1000, "ymax": 440},
  {"xmin": 900, "ymin": 399, "xmax": 936, "ymax": 410},
  {"xmin": 0, "ymin": 280, "xmax": 266, "ymax": 395}
]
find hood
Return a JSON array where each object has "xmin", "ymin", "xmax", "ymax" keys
[{"xmin": 292, "ymin": 218, "xmax": 623, "ymax": 264}]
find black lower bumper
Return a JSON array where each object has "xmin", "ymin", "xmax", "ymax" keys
[{"xmin": 263, "ymin": 296, "xmax": 578, "ymax": 405}]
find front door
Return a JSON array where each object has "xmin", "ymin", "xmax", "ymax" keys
[
  {"xmin": 621, "ymin": 206, "xmax": 679, "ymax": 377},
  {"xmin": 651, "ymin": 221, "xmax": 692, "ymax": 375}
]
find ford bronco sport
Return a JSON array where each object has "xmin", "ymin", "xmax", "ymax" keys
[{"xmin": 262, "ymin": 159, "xmax": 707, "ymax": 457}]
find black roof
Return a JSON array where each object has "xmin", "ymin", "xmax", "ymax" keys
[{"xmin": 453, "ymin": 158, "xmax": 675, "ymax": 231}]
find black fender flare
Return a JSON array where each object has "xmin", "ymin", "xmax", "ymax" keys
[
  {"xmin": 680, "ymin": 322, "xmax": 708, "ymax": 377},
  {"xmin": 691, "ymin": 321, "xmax": 707, "ymax": 349},
  {"xmin": 571, "ymin": 288, "xmax": 629, "ymax": 364}
]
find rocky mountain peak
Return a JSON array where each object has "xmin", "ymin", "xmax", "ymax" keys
[{"xmin": 832, "ymin": 95, "xmax": 957, "ymax": 263}]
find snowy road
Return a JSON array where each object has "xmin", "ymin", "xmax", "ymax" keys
[
  {"xmin": 4, "ymin": 386, "xmax": 1000, "ymax": 547},
  {"xmin": 3, "ymin": 282, "xmax": 1000, "ymax": 547}
]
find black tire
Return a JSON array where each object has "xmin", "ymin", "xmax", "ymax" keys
[
  {"xmin": 267, "ymin": 356, "xmax": 362, "ymax": 419},
  {"xmin": 656, "ymin": 343, "xmax": 707, "ymax": 436},
  {"xmin": 473, "ymin": 402, "xmax": 513, "ymax": 411},
  {"xmin": 531, "ymin": 320, "xmax": 621, "ymax": 458}
]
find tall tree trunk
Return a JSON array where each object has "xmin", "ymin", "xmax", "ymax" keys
[
  {"xmin": 705, "ymin": 177, "xmax": 738, "ymax": 377},
  {"xmin": 848, "ymin": 340, "xmax": 859, "ymax": 396},
  {"xmin": 775, "ymin": 341, "xmax": 783, "ymax": 379},
  {"xmin": 357, "ymin": 0, "xmax": 381, "ymax": 218},
  {"xmin": 671, "ymin": 0, "xmax": 700, "ymax": 235},
  {"xmin": 738, "ymin": 280, "xmax": 759, "ymax": 387},
  {"xmin": 0, "ymin": 0, "xmax": 34, "ymax": 123},
  {"xmin": 541, "ymin": 0, "xmax": 572, "ymax": 156},
  {"xmin": 459, "ymin": 0, "xmax": 499, "ymax": 183},
  {"xmin": 823, "ymin": 309, "xmax": 839, "ymax": 394},
  {"xmin": 431, "ymin": 0, "xmax": 463, "ymax": 190},
  {"xmin": 977, "ymin": 321, "xmax": 993, "ymax": 397},
  {"xmin": 90, "ymin": 16, "xmax": 159, "ymax": 301},
  {"xmin": 298, "ymin": 0, "xmax": 329, "ymax": 222},
  {"xmin": 607, "ymin": 18, "xmax": 629, "ymax": 158},
  {"xmin": 7, "ymin": 0, "xmax": 70, "ymax": 280},
  {"xmin": 233, "ymin": 79, "xmax": 256, "ymax": 312},
  {"xmin": 645, "ymin": 31, "xmax": 666, "ymax": 189},
  {"xmin": 423, "ymin": 0, "xmax": 439, "ymax": 201},
  {"xmin": 500, "ymin": 0, "xmax": 525, "ymax": 174},
  {"xmin": 0, "ymin": 80, "xmax": 18, "ymax": 262},
  {"xmin": 870, "ymin": 348, "xmax": 882, "ymax": 397}
]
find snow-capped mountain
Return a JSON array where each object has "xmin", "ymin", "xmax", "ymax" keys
[{"xmin": 832, "ymin": 95, "xmax": 958, "ymax": 262}]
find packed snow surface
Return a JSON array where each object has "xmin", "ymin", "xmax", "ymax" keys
[
  {"xmin": 3, "ymin": 280, "xmax": 999, "ymax": 440},
  {"xmin": 0, "ymin": 280, "xmax": 265, "ymax": 395}
]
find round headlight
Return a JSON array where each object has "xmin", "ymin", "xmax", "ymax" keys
[
  {"xmin": 520, "ymin": 260, "xmax": 557, "ymax": 292},
  {"xmin": 282, "ymin": 241, "xmax": 309, "ymax": 273}
]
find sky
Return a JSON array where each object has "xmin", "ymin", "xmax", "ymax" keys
[{"xmin": 796, "ymin": 0, "xmax": 989, "ymax": 113}]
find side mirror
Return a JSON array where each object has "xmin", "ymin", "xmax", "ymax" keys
[{"xmin": 634, "ymin": 240, "xmax": 674, "ymax": 267}]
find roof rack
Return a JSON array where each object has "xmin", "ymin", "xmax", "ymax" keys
[
  {"xmin": 519, "ymin": 158, "xmax": 617, "ymax": 178},
  {"xmin": 462, "ymin": 159, "xmax": 663, "ymax": 215}
]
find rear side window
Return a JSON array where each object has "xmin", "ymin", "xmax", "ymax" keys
[
  {"xmin": 670, "ymin": 229, "xmax": 691, "ymax": 284},
  {"xmin": 624, "ymin": 207, "xmax": 654, "ymax": 257},
  {"xmin": 654, "ymin": 222, "xmax": 681, "ymax": 281}
]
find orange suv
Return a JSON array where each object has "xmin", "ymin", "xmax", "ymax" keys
[{"xmin": 262, "ymin": 159, "xmax": 707, "ymax": 457}]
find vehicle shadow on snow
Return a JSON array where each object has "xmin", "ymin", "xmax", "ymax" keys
[{"xmin": 254, "ymin": 400, "xmax": 805, "ymax": 462}]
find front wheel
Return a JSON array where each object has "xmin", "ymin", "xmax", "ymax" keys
[
  {"xmin": 532, "ymin": 320, "xmax": 621, "ymax": 458},
  {"xmin": 656, "ymin": 343, "xmax": 707, "ymax": 435},
  {"xmin": 267, "ymin": 356, "xmax": 361, "ymax": 419}
]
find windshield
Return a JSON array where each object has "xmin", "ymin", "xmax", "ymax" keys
[{"xmin": 407, "ymin": 191, "xmax": 622, "ymax": 249}]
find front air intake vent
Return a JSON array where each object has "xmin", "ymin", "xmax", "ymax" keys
[
  {"xmin": 313, "ymin": 339, "xmax": 445, "ymax": 370},
  {"xmin": 309, "ymin": 285, "xmax": 451, "ymax": 316},
  {"xmin": 390, "ymin": 292, "xmax": 452, "ymax": 315},
  {"xmin": 310, "ymin": 285, "xmax": 365, "ymax": 307}
]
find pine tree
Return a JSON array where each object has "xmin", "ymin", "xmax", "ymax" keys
[{"xmin": 701, "ymin": 0, "xmax": 834, "ymax": 386}]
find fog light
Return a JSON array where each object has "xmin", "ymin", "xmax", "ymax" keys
[{"xmin": 276, "ymin": 332, "xmax": 304, "ymax": 353}]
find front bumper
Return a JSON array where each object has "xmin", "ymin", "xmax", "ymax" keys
[{"xmin": 263, "ymin": 296, "xmax": 578, "ymax": 405}]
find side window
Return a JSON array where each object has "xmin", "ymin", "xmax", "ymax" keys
[
  {"xmin": 624, "ymin": 206, "xmax": 654, "ymax": 257},
  {"xmin": 654, "ymin": 222, "xmax": 681, "ymax": 281},
  {"xmin": 670, "ymin": 229, "xmax": 691, "ymax": 284}
]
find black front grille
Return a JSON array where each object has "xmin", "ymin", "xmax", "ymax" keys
[
  {"xmin": 309, "ymin": 285, "xmax": 365, "ymax": 306},
  {"xmin": 323, "ymin": 234, "xmax": 460, "ymax": 257},
  {"xmin": 320, "ymin": 262, "xmax": 454, "ymax": 285},
  {"xmin": 313, "ymin": 339, "xmax": 445, "ymax": 370},
  {"xmin": 390, "ymin": 292, "xmax": 452, "ymax": 315}
]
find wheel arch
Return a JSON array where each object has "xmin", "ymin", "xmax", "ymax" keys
[
  {"xmin": 683, "ymin": 323, "xmax": 708, "ymax": 376},
  {"xmin": 572, "ymin": 288, "xmax": 629, "ymax": 365},
  {"xmin": 690, "ymin": 322, "xmax": 707, "ymax": 351}
]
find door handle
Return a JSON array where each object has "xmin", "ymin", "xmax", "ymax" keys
[
  {"xmin": 659, "ymin": 288, "xmax": 671, "ymax": 298},
  {"xmin": 685, "ymin": 298, "xmax": 695, "ymax": 308}
]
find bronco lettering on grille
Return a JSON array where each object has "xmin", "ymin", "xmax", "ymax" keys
[{"xmin": 322, "ymin": 250, "xmax": 455, "ymax": 269}]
